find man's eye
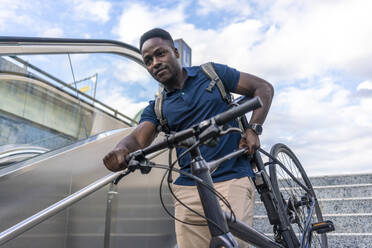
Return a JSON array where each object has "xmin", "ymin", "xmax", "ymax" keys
[
  {"xmin": 156, "ymin": 50, "xmax": 165, "ymax": 57},
  {"xmin": 145, "ymin": 59, "xmax": 152, "ymax": 66}
]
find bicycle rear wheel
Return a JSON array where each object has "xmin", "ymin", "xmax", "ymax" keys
[{"xmin": 269, "ymin": 143, "xmax": 328, "ymax": 248}]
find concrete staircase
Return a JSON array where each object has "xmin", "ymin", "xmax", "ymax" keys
[{"xmin": 253, "ymin": 173, "xmax": 372, "ymax": 248}]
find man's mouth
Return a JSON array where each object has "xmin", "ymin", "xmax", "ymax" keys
[{"xmin": 156, "ymin": 68, "xmax": 167, "ymax": 77}]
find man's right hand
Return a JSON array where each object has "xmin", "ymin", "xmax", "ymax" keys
[{"xmin": 103, "ymin": 148, "xmax": 129, "ymax": 172}]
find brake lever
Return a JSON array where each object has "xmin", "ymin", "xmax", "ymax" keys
[
  {"xmin": 128, "ymin": 156, "xmax": 153, "ymax": 175},
  {"xmin": 219, "ymin": 126, "xmax": 243, "ymax": 136},
  {"xmin": 199, "ymin": 121, "xmax": 243, "ymax": 147}
]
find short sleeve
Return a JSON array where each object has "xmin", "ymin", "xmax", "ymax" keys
[
  {"xmin": 139, "ymin": 100, "xmax": 159, "ymax": 126},
  {"xmin": 212, "ymin": 63, "xmax": 240, "ymax": 92}
]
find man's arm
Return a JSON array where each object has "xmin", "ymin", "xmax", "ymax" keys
[
  {"xmin": 103, "ymin": 121, "xmax": 157, "ymax": 172},
  {"xmin": 233, "ymin": 72, "xmax": 274, "ymax": 154}
]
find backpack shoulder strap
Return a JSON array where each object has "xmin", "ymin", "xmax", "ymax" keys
[
  {"xmin": 200, "ymin": 62, "xmax": 232, "ymax": 104},
  {"xmin": 154, "ymin": 85, "xmax": 170, "ymax": 133}
]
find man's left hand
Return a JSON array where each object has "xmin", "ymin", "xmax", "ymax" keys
[{"xmin": 239, "ymin": 129, "xmax": 260, "ymax": 155}]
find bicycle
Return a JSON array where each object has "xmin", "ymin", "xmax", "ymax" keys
[{"xmin": 113, "ymin": 96, "xmax": 334, "ymax": 248}]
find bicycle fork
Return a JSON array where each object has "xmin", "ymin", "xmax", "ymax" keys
[{"xmin": 189, "ymin": 147, "xmax": 238, "ymax": 248}]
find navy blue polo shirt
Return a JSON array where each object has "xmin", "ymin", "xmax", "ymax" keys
[{"xmin": 140, "ymin": 63, "xmax": 254, "ymax": 186}]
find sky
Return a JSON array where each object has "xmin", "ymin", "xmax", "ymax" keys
[{"xmin": 1, "ymin": 0, "xmax": 372, "ymax": 176}]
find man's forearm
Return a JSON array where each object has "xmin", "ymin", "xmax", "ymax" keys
[
  {"xmin": 234, "ymin": 72, "xmax": 274, "ymax": 125},
  {"xmin": 115, "ymin": 134, "xmax": 142, "ymax": 153},
  {"xmin": 114, "ymin": 121, "xmax": 157, "ymax": 153},
  {"xmin": 249, "ymin": 83, "xmax": 274, "ymax": 124}
]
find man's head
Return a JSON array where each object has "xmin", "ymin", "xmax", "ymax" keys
[
  {"xmin": 139, "ymin": 28, "xmax": 174, "ymax": 52},
  {"xmin": 140, "ymin": 28, "xmax": 181, "ymax": 86}
]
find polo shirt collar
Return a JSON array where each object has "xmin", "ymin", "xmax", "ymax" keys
[
  {"xmin": 164, "ymin": 67, "xmax": 197, "ymax": 96},
  {"xmin": 184, "ymin": 67, "xmax": 197, "ymax": 78}
]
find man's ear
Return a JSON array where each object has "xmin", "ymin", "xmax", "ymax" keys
[{"xmin": 174, "ymin": 47, "xmax": 180, "ymax": 58}]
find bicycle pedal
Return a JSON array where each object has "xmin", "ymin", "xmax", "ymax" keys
[{"xmin": 311, "ymin": 220, "xmax": 335, "ymax": 234}]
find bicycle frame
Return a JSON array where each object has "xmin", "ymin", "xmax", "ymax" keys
[
  {"xmin": 187, "ymin": 144, "xmax": 319, "ymax": 248},
  {"xmin": 186, "ymin": 143, "xmax": 285, "ymax": 248}
]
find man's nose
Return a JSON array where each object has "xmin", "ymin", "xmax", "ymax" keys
[{"xmin": 153, "ymin": 57, "xmax": 162, "ymax": 68}]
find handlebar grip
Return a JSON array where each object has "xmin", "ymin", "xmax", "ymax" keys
[{"xmin": 215, "ymin": 96, "xmax": 263, "ymax": 125}]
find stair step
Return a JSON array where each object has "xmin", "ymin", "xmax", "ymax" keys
[
  {"xmin": 260, "ymin": 233, "xmax": 372, "ymax": 248},
  {"xmin": 254, "ymin": 183, "xmax": 372, "ymax": 200},
  {"xmin": 313, "ymin": 183, "xmax": 372, "ymax": 198},
  {"xmin": 327, "ymin": 233, "xmax": 372, "ymax": 248},
  {"xmin": 317, "ymin": 197, "xmax": 372, "ymax": 214},
  {"xmin": 254, "ymin": 197, "xmax": 372, "ymax": 215},
  {"xmin": 305, "ymin": 173, "xmax": 372, "ymax": 186},
  {"xmin": 253, "ymin": 213, "xmax": 372, "ymax": 234}
]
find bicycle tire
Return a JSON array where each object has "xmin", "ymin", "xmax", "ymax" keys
[{"xmin": 269, "ymin": 143, "xmax": 328, "ymax": 248}]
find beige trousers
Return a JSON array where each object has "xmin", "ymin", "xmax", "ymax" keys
[{"xmin": 173, "ymin": 177, "xmax": 255, "ymax": 248}]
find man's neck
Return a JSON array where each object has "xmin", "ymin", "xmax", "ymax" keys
[{"xmin": 164, "ymin": 68, "xmax": 187, "ymax": 91}]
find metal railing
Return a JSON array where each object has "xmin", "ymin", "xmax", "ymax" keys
[{"xmin": 8, "ymin": 56, "xmax": 138, "ymax": 126}]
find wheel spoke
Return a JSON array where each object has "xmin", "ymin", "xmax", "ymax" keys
[{"xmin": 269, "ymin": 144, "xmax": 327, "ymax": 248}]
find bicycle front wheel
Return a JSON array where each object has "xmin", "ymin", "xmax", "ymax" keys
[{"xmin": 269, "ymin": 143, "xmax": 328, "ymax": 248}]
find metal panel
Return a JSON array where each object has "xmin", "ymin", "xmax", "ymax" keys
[{"xmin": 0, "ymin": 129, "xmax": 176, "ymax": 248}]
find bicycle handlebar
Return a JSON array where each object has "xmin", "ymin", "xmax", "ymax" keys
[
  {"xmin": 130, "ymin": 96, "xmax": 263, "ymax": 160},
  {"xmin": 214, "ymin": 96, "xmax": 262, "ymax": 125}
]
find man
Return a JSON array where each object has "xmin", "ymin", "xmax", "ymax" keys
[{"xmin": 103, "ymin": 28, "xmax": 274, "ymax": 248}]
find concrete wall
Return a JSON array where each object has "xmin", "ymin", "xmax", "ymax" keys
[
  {"xmin": 0, "ymin": 79, "xmax": 93, "ymax": 140},
  {"xmin": 0, "ymin": 111, "xmax": 75, "ymax": 149},
  {"xmin": 0, "ymin": 61, "xmax": 131, "ymax": 152}
]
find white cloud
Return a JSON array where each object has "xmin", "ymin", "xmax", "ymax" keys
[
  {"xmin": 97, "ymin": 85, "xmax": 149, "ymax": 118},
  {"xmin": 112, "ymin": 60, "xmax": 151, "ymax": 85},
  {"xmin": 357, "ymin": 80, "xmax": 372, "ymax": 91},
  {"xmin": 262, "ymin": 78, "xmax": 372, "ymax": 176},
  {"xmin": 113, "ymin": 3, "xmax": 186, "ymax": 46},
  {"xmin": 72, "ymin": 0, "xmax": 112, "ymax": 23},
  {"xmin": 196, "ymin": 0, "xmax": 252, "ymax": 16},
  {"xmin": 0, "ymin": 0, "xmax": 35, "ymax": 31},
  {"xmin": 248, "ymin": 0, "xmax": 372, "ymax": 81},
  {"xmin": 112, "ymin": 0, "xmax": 372, "ymax": 86},
  {"xmin": 112, "ymin": 2, "xmax": 264, "ymax": 70},
  {"xmin": 117, "ymin": 0, "xmax": 372, "ymax": 85},
  {"xmin": 40, "ymin": 27, "xmax": 64, "ymax": 37},
  {"xmin": 170, "ymin": 19, "xmax": 264, "ymax": 68}
]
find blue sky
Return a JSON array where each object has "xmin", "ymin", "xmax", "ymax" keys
[{"xmin": 1, "ymin": 0, "xmax": 372, "ymax": 176}]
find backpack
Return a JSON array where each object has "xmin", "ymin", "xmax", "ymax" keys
[{"xmin": 154, "ymin": 62, "xmax": 233, "ymax": 134}]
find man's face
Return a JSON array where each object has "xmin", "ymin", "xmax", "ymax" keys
[{"xmin": 141, "ymin": 37, "xmax": 180, "ymax": 84}]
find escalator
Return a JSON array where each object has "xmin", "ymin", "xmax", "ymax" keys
[{"xmin": 0, "ymin": 37, "xmax": 176, "ymax": 248}]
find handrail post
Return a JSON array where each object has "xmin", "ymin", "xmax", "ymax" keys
[{"xmin": 104, "ymin": 181, "xmax": 118, "ymax": 248}]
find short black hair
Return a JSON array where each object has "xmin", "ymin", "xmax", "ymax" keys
[{"xmin": 139, "ymin": 28, "xmax": 174, "ymax": 51}]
